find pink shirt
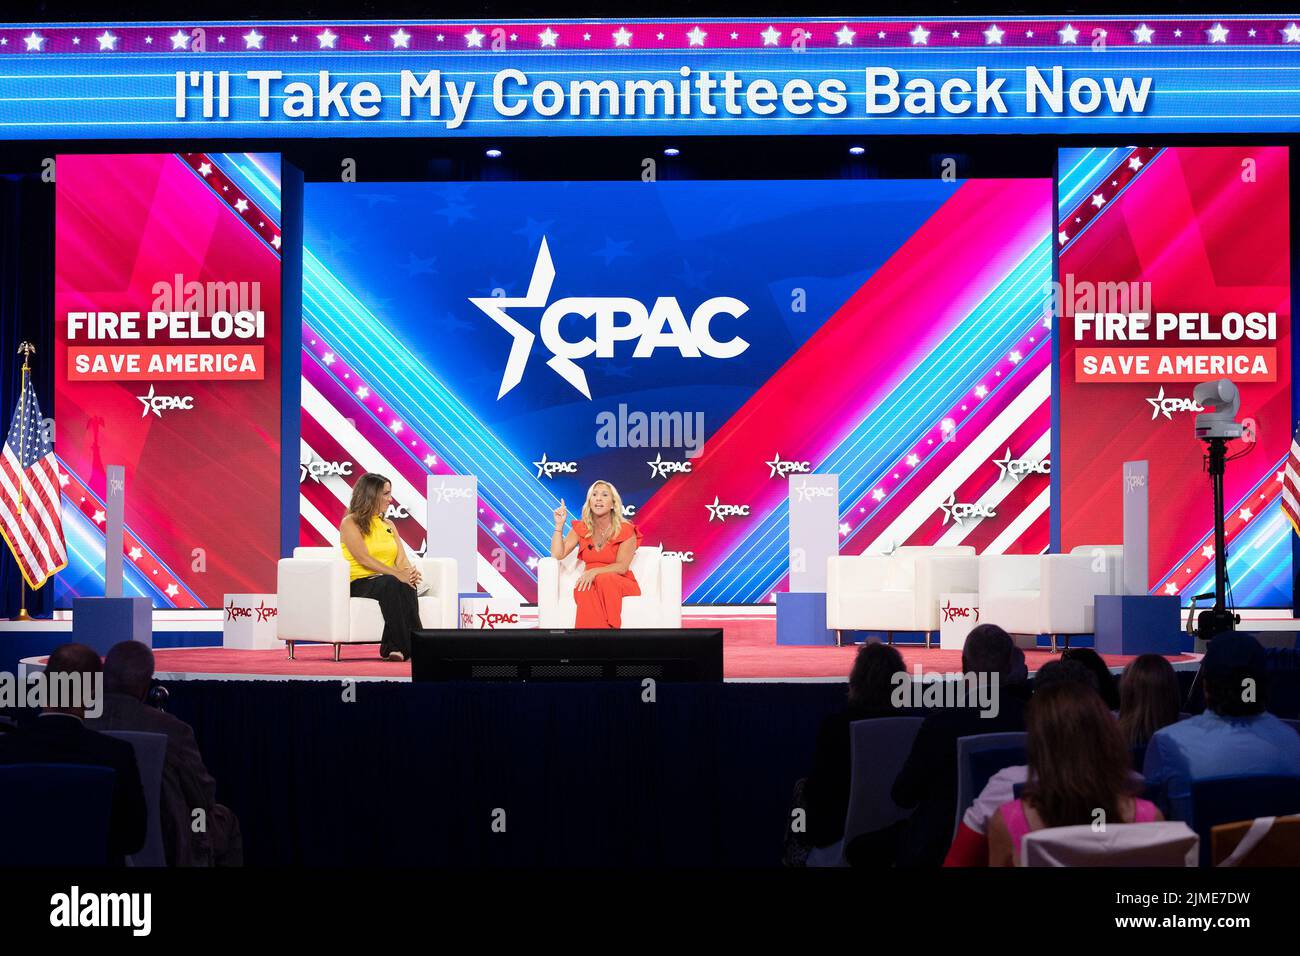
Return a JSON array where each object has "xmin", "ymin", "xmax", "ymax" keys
[{"xmin": 999, "ymin": 797, "xmax": 1159, "ymax": 862}]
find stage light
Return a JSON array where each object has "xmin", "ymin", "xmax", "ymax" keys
[
  {"xmin": 485, "ymin": 148, "xmax": 502, "ymax": 159},
  {"xmin": 848, "ymin": 145, "xmax": 866, "ymax": 156},
  {"xmin": 663, "ymin": 147, "xmax": 680, "ymax": 157}
]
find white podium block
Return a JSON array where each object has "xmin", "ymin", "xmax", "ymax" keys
[
  {"xmin": 222, "ymin": 594, "xmax": 280, "ymax": 649},
  {"xmin": 938, "ymin": 592, "xmax": 980, "ymax": 651},
  {"xmin": 458, "ymin": 597, "xmax": 527, "ymax": 630}
]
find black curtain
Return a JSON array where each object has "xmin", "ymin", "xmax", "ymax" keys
[{"xmin": 0, "ymin": 173, "xmax": 55, "ymax": 619}]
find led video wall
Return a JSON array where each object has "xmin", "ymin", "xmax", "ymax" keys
[{"xmin": 300, "ymin": 178, "xmax": 1052, "ymax": 603}]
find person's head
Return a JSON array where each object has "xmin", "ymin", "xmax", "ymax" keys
[
  {"xmin": 347, "ymin": 472, "xmax": 393, "ymax": 534},
  {"xmin": 962, "ymin": 624, "xmax": 1017, "ymax": 681},
  {"xmin": 582, "ymin": 480, "xmax": 624, "ymax": 537},
  {"xmin": 847, "ymin": 639, "xmax": 907, "ymax": 711},
  {"xmin": 1022, "ymin": 680, "xmax": 1135, "ymax": 829},
  {"xmin": 1033, "ymin": 658, "xmax": 1098, "ymax": 695},
  {"xmin": 1061, "ymin": 648, "xmax": 1121, "ymax": 710},
  {"xmin": 43, "ymin": 643, "xmax": 102, "ymax": 719},
  {"xmin": 1200, "ymin": 632, "xmax": 1268, "ymax": 717},
  {"xmin": 1117, "ymin": 654, "xmax": 1181, "ymax": 747},
  {"xmin": 103, "ymin": 640, "xmax": 156, "ymax": 701}
]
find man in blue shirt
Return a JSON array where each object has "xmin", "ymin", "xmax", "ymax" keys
[{"xmin": 1144, "ymin": 632, "xmax": 1300, "ymax": 821}]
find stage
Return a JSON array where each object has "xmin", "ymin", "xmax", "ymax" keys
[{"xmin": 6, "ymin": 608, "xmax": 1217, "ymax": 681}]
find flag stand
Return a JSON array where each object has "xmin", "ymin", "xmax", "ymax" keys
[{"xmin": 13, "ymin": 342, "xmax": 35, "ymax": 622}]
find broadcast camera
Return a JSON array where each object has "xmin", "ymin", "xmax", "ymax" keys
[
  {"xmin": 1193, "ymin": 378, "xmax": 1242, "ymax": 642},
  {"xmin": 1193, "ymin": 378, "xmax": 1243, "ymax": 441}
]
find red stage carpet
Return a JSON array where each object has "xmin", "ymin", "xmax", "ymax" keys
[{"xmin": 145, "ymin": 615, "xmax": 1200, "ymax": 681}]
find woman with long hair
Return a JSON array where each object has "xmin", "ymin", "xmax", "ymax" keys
[
  {"xmin": 987, "ymin": 680, "xmax": 1163, "ymax": 866},
  {"xmin": 549, "ymin": 480, "xmax": 641, "ymax": 628},
  {"xmin": 339, "ymin": 473, "xmax": 422, "ymax": 661},
  {"xmin": 1118, "ymin": 653, "xmax": 1182, "ymax": 748}
]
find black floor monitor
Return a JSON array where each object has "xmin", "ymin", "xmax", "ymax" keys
[{"xmin": 410, "ymin": 628, "xmax": 723, "ymax": 682}]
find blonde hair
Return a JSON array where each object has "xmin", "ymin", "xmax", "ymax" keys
[
  {"xmin": 346, "ymin": 472, "xmax": 390, "ymax": 536},
  {"xmin": 581, "ymin": 480, "xmax": 624, "ymax": 539}
]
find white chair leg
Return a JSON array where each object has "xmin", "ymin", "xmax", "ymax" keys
[
  {"xmin": 286, "ymin": 641, "xmax": 295, "ymax": 661},
  {"xmin": 887, "ymin": 631, "xmax": 893, "ymax": 646},
  {"xmin": 1050, "ymin": 633, "xmax": 1058, "ymax": 654},
  {"xmin": 333, "ymin": 644, "xmax": 342, "ymax": 662},
  {"xmin": 835, "ymin": 629, "xmax": 842, "ymax": 647}
]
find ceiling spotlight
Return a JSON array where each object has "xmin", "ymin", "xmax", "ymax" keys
[
  {"xmin": 848, "ymin": 145, "xmax": 866, "ymax": 156},
  {"xmin": 663, "ymin": 147, "xmax": 680, "ymax": 157},
  {"xmin": 485, "ymin": 148, "xmax": 502, "ymax": 159}
]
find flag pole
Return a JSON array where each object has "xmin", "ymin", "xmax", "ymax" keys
[{"xmin": 14, "ymin": 341, "xmax": 34, "ymax": 622}]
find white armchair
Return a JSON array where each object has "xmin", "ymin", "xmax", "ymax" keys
[
  {"xmin": 536, "ymin": 545, "xmax": 683, "ymax": 629},
  {"xmin": 978, "ymin": 545, "xmax": 1125, "ymax": 652},
  {"xmin": 826, "ymin": 546, "xmax": 979, "ymax": 647},
  {"xmin": 277, "ymin": 546, "xmax": 458, "ymax": 660}
]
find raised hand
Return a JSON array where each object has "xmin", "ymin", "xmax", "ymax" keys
[{"xmin": 553, "ymin": 498, "xmax": 567, "ymax": 530}]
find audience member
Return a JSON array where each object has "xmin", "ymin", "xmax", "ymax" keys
[
  {"xmin": 1118, "ymin": 654, "xmax": 1182, "ymax": 749},
  {"xmin": 1144, "ymin": 632, "xmax": 1300, "ymax": 821},
  {"xmin": 1061, "ymin": 647, "xmax": 1121, "ymax": 710},
  {"xmin": 804, "ymin": 640, "xmax": 909, "ymax": 850},
  {"xmin": 87, "ymin": 640, "xmax": 243, "ymax": 866},
  {"xmin": 987, "ymin": 681, "xmax": 1162, "ymax": 865},
  {"xmin": 887, "ymin": 624, "xmax": 1030, "ymax": 867},
  {"xmin": 0, "ymin": 643, "xmax": 146, "ymax": 865},
  {"xmin": 944, "ymin": 658, "xmax": 1098, "ymax": 866}
]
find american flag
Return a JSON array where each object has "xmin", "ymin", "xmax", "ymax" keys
[
  {"xmin": 1284, "ymin": 423, "xmax": 1300, "ymax": 537},
  {"xmin": 0, "ymin": 372, "xmax": 66, "ymax": 589}
]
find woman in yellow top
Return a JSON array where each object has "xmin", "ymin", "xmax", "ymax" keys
[{"xmin": 339, "ymin": 472, "xmax": 423, "ymax": 661}]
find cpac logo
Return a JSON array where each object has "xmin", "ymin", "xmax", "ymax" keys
[
  {"xmin": 792, "ymin": 478, "xmax": 835, "ymax": 503},
  {"xmin": 648, "ymin": 453, "xmax": 692, "ymax": 479},
  {"xmin": 471, "ymin": 237, "xmax": 750, "ymax": 400},
  {"xmin": 622, "ymin": 503, "xmax": 637, "ymax": 518},
  {"xmin": 938, "ymin": 494, "xmax": 996, "ymax": 527},
  {"xmin": 706, "ymin": 496, "xmax": 751, "ymax": 522},
  {"xmin": 941, "ymin": 600, "xmax": 980, "ymax": 624},
  {"xmin": 429, "ymin": 480, "xmax": 475, "ymax": 504},
  {"xmin": 108, "ymin": 476, "xmax": 125, "ymax": 497},
  {"xmin": 767, "ymin": 454, "xmax": 811, "ymax": 479},
  {"xmin": 224, "ymin": 600, "xmax": 276, "ymax": 623},
  {"xmin": 992, "ymin": 448, "xmax": 1051, "ymax": 483},
  {"xmin": 1147, "ymin": 386, "xmax": 1204, "ymax": 420},
  {"xmin": 659, "ymin": 548, "xmax": 695, "ymax": 563},
  {"xmin": 136, "ymin": 385, "xmax": 193, "ymax": 418},
  {"xmin": 472, "ymin": 609, "xmax": 520, "ymax": 629},
  {"xmin": 533, "ymin": 453, "xmax": 577, "ymax": 479},
  {"xmin": 1125, "ymin": 473, "xmax": 1146, "ymax": 492},
  {"xmin": 300, "ymin": 457, "xmax": 353, "ymax": 484},
  {"xmin": 383, "ymin": 503, "xmax": 410, "ymax": 519}
]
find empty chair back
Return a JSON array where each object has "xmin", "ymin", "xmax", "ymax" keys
[
  {"xmin": 1190, "ymin": 774, "xmax": 1300, "ymax": 866},
  {"xmin": 1212, "ymin": 814, "xmax": 1300, "ymax": 866},
  {"xmin": 0, "ymin": 763, "xmax": 116, "ymax": 866},
  {"xmin": 1022, "ymin": 822, "xmax": 1198, "ymax": 867},
  {"xmin": 104, "ymin": 731, "xmax": 169, "ymax": 867},
  {"xmin": 955, "ymin": 732, "xmax": 1028, "ymax": 839},
  {"xmin": 842, "ymin": 717, "xmax": 926, "ymax": 848}
]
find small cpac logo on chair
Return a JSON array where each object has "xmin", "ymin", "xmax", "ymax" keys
[{"xmin": 461, "ymin": 609, "xmax": 520, "ymax": 629}]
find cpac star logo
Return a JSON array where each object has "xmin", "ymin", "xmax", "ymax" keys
[
  {"xmin": 938, "ymin": 493, "xmax": 996, "ymax": 526},
  {"xmin": 648, "ymin": 453, "xmax": 692, "ymax": 479},
  {"xmin": 992, "ymin": 447, "xmax": 1051, "ymax": 482},
  {"xmin": 622, "ymin": 503, "xmax": 637, "ymax": 518},
  {"xmin": 766, "ymin": 454, "xmax": 811, "ymax": 479},
  {"xmin": 254, "ymin": 600, "xmax": 277, "ymax": 622},
  {"xmin": 476, "ymin": 609, "xmax": 520, "ymax": 629},
  {"xmin": 224, "ymin": 601, "xmax": 252, "ymax": 621},
  {"xmin": 657, "ymin": 544, "xmax": 696, "ymax": 563},
  {"xmin": 791, "ymin": 478, "xmax": 836, "ymax": 502},
  {"xmin": 428, "ymin": 480, "xmax": 475, "ymax": 504},
  {"xmin": 533, "ymin": 453, "xmax": 578, "ymax": 479},
  {"xmin": 137, "ymin": 384, "xmax": 194, "ymax": 418},
  {"xmin": 941, "ymin": 600, "xmax": 979, "ymax": 623},
  {"xmin": 300, "ymin": 457, "xmax": 353, "ymax": 483},
  {"xmin": 706, "ymin": 496, "xmax": 751, "ymax": 522},
  {"xmin": 470, "ymin": 237, "xmax": 750, "ymax": 400},
  {"xmin": 1147, "ymin": 386, "xmax": 1204, "ymax": 420}
]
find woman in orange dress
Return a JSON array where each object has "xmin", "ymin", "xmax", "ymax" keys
[{"xmin": 549, "ymin": 480, "xmax": 641, "ymax": 629}]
